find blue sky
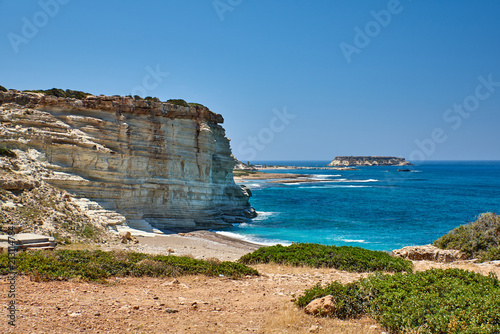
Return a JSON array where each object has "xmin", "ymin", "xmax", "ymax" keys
[{"xmin": 1, "ymin": 0, "xmax": 499, "ymax": 161}]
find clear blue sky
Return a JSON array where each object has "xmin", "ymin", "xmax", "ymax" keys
[{"xmin": 1, "ymin": 0, "xmax": 499, "ymax": 161}]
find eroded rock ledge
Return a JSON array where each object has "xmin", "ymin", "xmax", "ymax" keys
[{"xmin": 0, "ymin": 90, "xmax": 255, "ymax": 231}]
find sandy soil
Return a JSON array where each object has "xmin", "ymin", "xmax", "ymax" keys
[
  {"xmin": 2, "ymin": 230, "xmax": 500, "ymax": 333},
  {"xmin": 99, "ymin": 231, "xmax": 262, "ymax": 262},
  {"xmin": 0, "ymin": 264, "xmax": 383, "ymax": 334}
]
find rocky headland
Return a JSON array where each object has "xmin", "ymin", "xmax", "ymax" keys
[
  {"xmin": 328, "ymin": 156, "xmax": 412, "ymax": 167},
  {"xmin": 0, "ymin": 90, "xmax": 255, "ymax": 233}
]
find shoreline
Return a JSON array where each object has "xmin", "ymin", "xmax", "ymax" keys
[{"xmin": 98, "ymin": 230, "xmax": 263, "ymax": 262}]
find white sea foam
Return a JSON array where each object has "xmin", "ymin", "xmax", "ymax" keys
[
  {"xmin": 244, "ymin": 183, "xmax": 262, "ymax": 189},
  {"xmin": 252, "ymin": 211, "xmax": 278, "ymax": 221},
  {"xmin": 310, "ymin": 174, "xmax": 342, "ymax": 180},
  {"xmin": 215, "ymin": 231, "xmax": 288, "ymax": 246},
  {"xmin": 347, "ymin": 179, "xmax": 378, "ymax": 183},
  {"xmin": 321, "ymin": 178, "xmax": 378, "ymax": 183},
  {"xmin": 339, "ymin": 239, "xmax": 367, "ymax": 243},
  {"xmin": 298, "ymin": 185, "xmax": 370, "ymax": 189}
]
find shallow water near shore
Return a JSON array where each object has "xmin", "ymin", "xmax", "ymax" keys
[{"xmin": 225, "ymin": 161, "xmax": 500, "ymax": 251}]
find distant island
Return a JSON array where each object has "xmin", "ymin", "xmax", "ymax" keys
[{"xmin": 327, "ymin": 156, "xmax": 412, "ymax": 167}]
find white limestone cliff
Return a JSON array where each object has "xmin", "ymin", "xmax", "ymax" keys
[{"xmin": 0, "ymin": 90, "xmax": 255, "ymax": 231}]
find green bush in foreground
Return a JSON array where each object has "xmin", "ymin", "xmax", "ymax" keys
[
  {"xmin": 434, "ymin": 212, "xmax": 500, "ymax": 261},
  {"xmin": 238, "ymin": 243, "xmax": 412, "ymax": 273},
  {"xmin": 296, "ymin": 269, "xmax": 500, "ymax": 334},
  {"xmin": 0, "ymin": 249, "xmax": 258, "ymax": 281}
]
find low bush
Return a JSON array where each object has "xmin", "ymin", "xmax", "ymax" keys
[
  {"xmin": 296, "ymin": 268, "xmax": 500, "ymax": 333},
  {"xmin": 0, "ymin": 85, "xmax": 7, "ymax": 92},
  {"xmin": 0, "ymin": 249, "xmax": 258, "ymax": 282},
  {"xmin": 24, "ymin": 88, "xmax": 91, "ymax": 99},
  {"xmin": 0, "ymin": 147, "xmax": 17, "ymax": 158},
  {"xmin": 238, "ymin": 243, "xmax": 412, "ymax": 273},
  {"xmin": 188, "ymin": 102, "xmax": 206, "ymax": 108},
  {"xmin": 166, "ymin": 99, "xmax": 189, "ymax": 107},
  {"xmin": 434, "ymin": 212, "xmax": 500, "ymax": 261}
]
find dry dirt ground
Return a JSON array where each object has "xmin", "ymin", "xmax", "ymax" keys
[{"xmin": 1, "ymin": 261, "xmax": 499, "ymax": 334}]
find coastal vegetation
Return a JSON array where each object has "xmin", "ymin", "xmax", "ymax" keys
[
  {"xmin": 0, "ymin": 146, "xmax": 17, "ymax": 158},
  {"xmin": 24, "ymin": 88, "xmax": 91, "ymax": 99},
  {"xmin": 434, "ymin": 212, "xmax": 500, "ymax": 261},
  {"xmin": 238, "ymin": 243, "xmax": 412, "ymax": 273},
  {"xmin": 0, "ymin": 249, "xmax": 258, "ymax": 282},
  {"xmin": 166, "ymin": 98, "xmax": 190, "ymax": 107},
  {"xmin": 0, "ymin": 84, "xmax": 7, "ymax": 92},
  {"xmin": 295, "ymin": 268, "xmax": 500, "ymax": 333}
]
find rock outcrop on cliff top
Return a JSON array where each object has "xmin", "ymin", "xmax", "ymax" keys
[
  {"xmin": 0, "ymin": 90, "xmax": 255, "ymax": 231},
  {"xmin": 327, "ymin": 156, "xmax": 412, "ymax": 167}
]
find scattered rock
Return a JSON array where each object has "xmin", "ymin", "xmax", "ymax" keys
[
  {"xmin": 0, "ymin": 178, "xmax": 39, "ymax": 191},
  {"xmin": 392, "ymin": 245, "xmax": 468, "ymax": 262},
  {"xmin": 120, "ymin": 231, "xmax": 139, "ymax": 244},
  {"xmin": 308, "ymin": 325, "xmax": 320, "ymax": 333},
  {"xmin": 304, "ymin": 295, "xmax": 336, "ymax": 317},
  {"xmin": 165, "ymin": 308, "xmax": 179, "ymax": 314},
  {"xmin": 0, "ymin": 224, "xmax": 22, "ymax": 234}
]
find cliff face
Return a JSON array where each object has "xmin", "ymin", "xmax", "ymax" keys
[
  {"xmin": 0, "ymin": 91, "xmax": 255, "ymax": 231},
  {"xmin": 328, "ymin": 156, "xmax": 412, "ymax": 167}
]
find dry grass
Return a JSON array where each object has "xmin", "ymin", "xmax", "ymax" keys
[{"xmin": 262, "ymin": 301, "xmax": 382, "ymax": 334}]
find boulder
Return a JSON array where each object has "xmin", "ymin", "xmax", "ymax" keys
[
  {"xmin": 0, "ymin": 224, "xmax": 22, "ymax": 234},
  {"xmin": 120, "ymin": 231, "xmax": 138, "ymax": 244},
  {"xmin": 304, "ymin": 295, "xmax": 336, "ymax": 317},
  {"xmin": 392, "ymin": 244, "xmax": 468, "ymax": 262}
]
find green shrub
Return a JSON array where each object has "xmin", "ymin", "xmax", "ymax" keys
[
  {"xmin": 0, "ymin": 249, "xmax": 258, "ymax": 282},
  {"xmin": 0, "ymin": 85, "xmax": 7, "ymax": 92},
  {"xmin": 296, "ymin": 269, "xmax": 500, "ymax": 333},
  {"xmin": 0, "ymin": 147, "xmax": 16, "ymax": 158},
  {"xmin": 434, "ymin": 212, "xmax": 500, "ymax": 261},
  {"xmin": 24, "ymin": 88, "xmax": 91, "ymax": 99},
  {"xmin": 0, "ymin": 147, "xmax": 17, "ymax": 158},
  {"xmin": 144, "ymin": 96, "xmax": 160, "ymax": 102},
  {"xmin": 188, "ymin": 102, "xmax": 206, "ymax": 108},
  {"xmin": 166, "ymin": 99, "xmax": 189, "ymax": 107},
  {"xmin": 238, "ymin": 243, "xmax": 412, "ymax": 273}
]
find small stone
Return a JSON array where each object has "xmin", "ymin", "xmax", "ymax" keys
[
  {"xmin": 308, "ymin": 325, "xmax": 319, "ymax": 333},
  {"xmin": 165, "ymin": 308, "xmax": 179, "ymax": 314}
]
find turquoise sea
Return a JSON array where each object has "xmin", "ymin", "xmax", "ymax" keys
[{"xmin": 219, "ymin": 161, "xmax": 500, "ymax": 251}]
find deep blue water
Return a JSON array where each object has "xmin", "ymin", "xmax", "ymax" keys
[{"xmin": 218, "ymin": 161, "xmax": 500, "ymax": 251}]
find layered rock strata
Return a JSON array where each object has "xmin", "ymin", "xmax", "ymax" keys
[
  {"xmin": 328, "ymin": 156, "xmax": 412, "ymax": 167},
  {"xmin": 0, "ymin": 90, "xmax": 255, "ymax": 231},
  {"xmin": 392, "ymin": 245, "xmax": 468, "ymax": 262}
]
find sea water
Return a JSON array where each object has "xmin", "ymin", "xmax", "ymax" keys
[{"xmin": 218, "ymin": 161, "xmax": 500, "ymax": 251}]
